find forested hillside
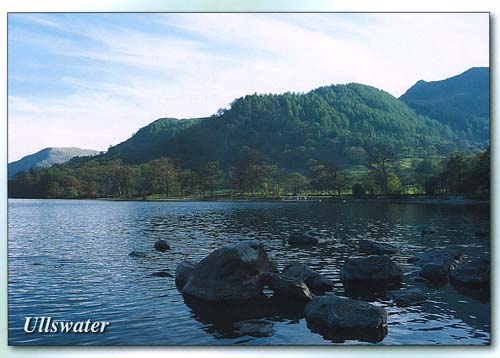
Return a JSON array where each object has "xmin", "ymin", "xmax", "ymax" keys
[
  {"xmin": 400, "ymin": 67, "xmax": 489, "ymax": 145},
  {"xmin": 105, "ymin": 83, "xmax": 457, "ymax": 170}
]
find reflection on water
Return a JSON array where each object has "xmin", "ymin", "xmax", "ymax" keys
[{"xmin": 8, "ymin": 199, "xmax": 490, "ymax": 345}]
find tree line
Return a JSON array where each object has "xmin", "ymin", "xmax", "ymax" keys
[{"xmin": 8, "ymin": 147, "xmax": 489, "ymax": 200}]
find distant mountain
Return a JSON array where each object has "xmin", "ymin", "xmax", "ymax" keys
[
  {"xmin": 400, "ymin": 67, "xmax": 489, "ymax": 144},
  {"xmin": 8, "ymin": 147, "xmax": 99, "ymax": 178},
  {"xmin": 105, "ymin": 83, "xmax": 457, "ymax": 170}
]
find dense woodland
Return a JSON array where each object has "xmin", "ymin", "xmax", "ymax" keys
[
  {"xmin": 9, "ymin": 69, "xmax": 490, "ymax": 200},
  {"xmin": 8, "ymin": 147, "xmax": 489, "ymax": 199}
]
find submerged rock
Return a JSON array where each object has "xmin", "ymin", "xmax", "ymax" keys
[
  {"xmin": 282, "ymin": 262, "xmax": 334, "ymax": 294},
  {"xmin": 419, "ymin": 262, "xmax": 448, "ymax": 284},
  {"xmin": 128, "ymin": 251, "xmax": 147, "ymax": 258},
  {"xmin": 421, "ymin": 226, "xmax": 437, "ymax": 235},
  {"xmin": 450, "ymin": 258, "xmax": 490, "ymax": 287},
  {"xmin": 175, "ymin": 260, "xmax": 196, "ymax": 289},
  {"xmin": 305, "ymin": 295, "xmax": 387, "ymax": 343},
  {"xmin": 151, "ymin": 271, "xmax": 172, "ymax": 278},
  {"xmin": 182, "ymin": 240, "xmax": 272, "ymax": 302},
  {"xmin": 391, "ymin": 288, "xmax": 428, "ymax": 307},
  {"xmin": 359, "ymin": 240, "xmax": 397, "ymax": 255},
  {"xmin": 154, "ymin": 239, "xmax": 170, "ymax": 252},
  {"xmin": 288, "ymin": 233, "xmax": 318, "ymax": 246},
  {"xmin": 233, "ymin": 319, "xmax": 275, "ymax": 337},
  {"xmin": 340, "ymin": 255, "xmax": 402, "ymax": 284},
  {"xmin": 408, "ymin": 250, "xmax": 464, "ymax": 269},
  {"xmin": 260, "ymin": 272, "xmax": 314, "ymax": 302}
]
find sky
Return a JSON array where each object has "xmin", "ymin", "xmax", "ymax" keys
[{"xmin": 7, "ymin": 13, "xmax": 489, "ymax": 162}]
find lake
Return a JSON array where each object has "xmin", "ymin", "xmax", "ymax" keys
[{"xmin": 8, "ymin": 199, "xmax": 490, "ymax": 345}]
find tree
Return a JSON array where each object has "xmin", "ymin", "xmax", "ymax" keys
[
  {"xmin": 196, "ymin": 161, "xmax": 224, "ymax": 197},
  {"xmin": 284, "ymin": 172, "xmax": 309, "ymax": 195},
  {"xmin": 234, "ymin": 150, "xmax": 271, "ymax": 196},
  {"xmin": 352, "ymin": 183, "xmax": 365, "ymax": 198},
  {"xmin": 367, "ymin": 147, "xmax": 395, "ymax": 195},
  {"xmin": 143, "ymin": 158, "xmax": 177, "ymax": 197},
  {"xmin": 310, "ymin": 162, "xmax": 349, "ymax": 198},
  {"xmin": 441, "ymin": 152, "xmax": 470, "ymax": 194}
]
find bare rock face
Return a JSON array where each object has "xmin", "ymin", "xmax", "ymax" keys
[
  {"xmin": 259, "ymin": 272, "xmax": 314, "ymax": 302},
  {"xmin": 450, "ymin": 258, "xmax": 490, "ymax": 287},
  {"xmin": 359, "ymin": 240, "xmax": 397, "ymax": 255},
  {"xmin": 419, "ymin": 262, "xmax": 449, "ymax": 284},
  {"xmin": 233, "ymin": 319, "xmax": 275, "ymax": 338},
  {"xmin": 305, "ymin": 295, "xmax": 387, "ymax": 343},
  {"xmin": 408, "ymin": 250, "xmax": 464, "ymax": 269},
  {"xmin": 282, "ymin": 262, "xmax": 334, "ymax": 294},
  {"xmin": 340, "ymin": 255, "xmax": 402, "ymax": 284},
  {"xmin": 154, "ymin": 239, "xmax": 170, "ymax": 252},
  {"xmin": 182, "ymin": 240, "xmax": 272, "ymax": 302},
  {"xmin": 175, "ymin": 260, "xmax": 196, "ymax": 289},
  {"xmin": 391, "ymin": 288, "xmax": 428, "ymax": 307},
  {"xmin": 288, "ymin": 233, "xmax": 318, "ymax": 246}
]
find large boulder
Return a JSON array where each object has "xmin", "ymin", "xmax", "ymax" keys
[
  {"xmin": 305, "ymin": 295, "xmax": 387, "ymax": 343},
  {"xmin": 182, "ymin": 240, "xmax": 272, "ymax": 302},
  {"xmin": 259, "ymin": 272, "xmax": 314, "ymax": 302},
  {"xmin": 391, "ymin": 288, "xmax": 428, "ymax": 307},
  {"xmin": 175, "ymin": 260, "xmax": 196, "ymax": 289},
  {"xmin": 408, "ymin": 250, "xmax": 464, "ymax": 269},
  {"xmin": 419, "ymin": 263, "xmax": 448, "ymax": 284},
  {"xmin": 359, "ymin": 240, "xmax": 397, "ymax": 255},
  {"xmin": 288, "ymin": 233, "xmax": 318, "ymax": 246},
  {"xmin": 340, "ymin": 255, "xmax": 402, "ymax": 284},
  {"xmin": 154, "ymin": 239, "xmax": 170, "ymax": 252},
  {"xmin": 282, "ymin": 262, "xmax": 334, "ymax": 294},
  {"xmin": 450, "ymin": 258, "xmax": 490, "ymax": 287}
]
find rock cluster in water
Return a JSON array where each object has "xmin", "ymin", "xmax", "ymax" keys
[
  {"xmin": 175, "ymin": 240, "xmax": 389, "ymax": 342},
  {"xmin": 166, "ymin": 227, "xmax": 488, "ymax": 343}
]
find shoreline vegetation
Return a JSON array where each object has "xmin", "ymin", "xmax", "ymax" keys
[{"xmin": 8, "ymin": 147, "xmax": 490, "ymax": 202}]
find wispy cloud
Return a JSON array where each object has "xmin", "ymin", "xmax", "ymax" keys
[{"xmin": 8, "ymin": 13, "xmax": 489, "ymax": 161}]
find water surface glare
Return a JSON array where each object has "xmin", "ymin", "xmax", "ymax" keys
[{"xmin": 8, "ymin": 199, "xmax": 490, "ymax": 345}]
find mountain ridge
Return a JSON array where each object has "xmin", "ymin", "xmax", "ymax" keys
[{"xmin": 8, "ymin": 147, "xmax": 100, "ymax": 179}]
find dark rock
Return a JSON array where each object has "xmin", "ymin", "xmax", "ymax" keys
[
  {"xmin": 259, "ymin": 272, "xmax": 314, "ymax": 302},
  {"xmin": 391, "ymin": 288, "xmax": 428, "ymax": 307},
  {"xmin": 175, "ymin": 260, "xmax": 196, "ymax": 289},
  {"xmin": 233, "ymin": 319, "xmax": 275, "ymax": 337},
  {"xmin": 450, "ymin": 258, "xmax": 490, "ymax": 287},
  {"xmin": 154, "ymin": 239, "xmax": 170, "ymax": 252},
  {"xmin": 421, "ymin": 226, "xmax": 436, "ymax": 235},
  {"xmin": 282, "ymin": 262, "xmax": 334, "ymax": 294},
  {"xmin": 129, "ymin": 251, "xmax": 147, "ymax": 258},
  {"xmin": 340, "ymin": 255, "xmax": 402, "ymax": 285},
  {"xmin": 419, "ymin": 262, "xmax": 448, "ymax": 283},
  {"xmin": 269, "ymin": 258, "xmax": 279, "ymax": 273},
  {"xmin": 151, "ymin": 271, "xmax": 172, "ymax": 278},
  {"xmin": 305, "ymin": 295, "xmax": 387, "ymax": 343},
  {"xmin": 182, "ymin": 240, "xmax": 272, "ymax": 302},
  {"xmin": 359, "ymin": 240, "xmax": 397, "ymax": 255},
  {"xmin": 409, "ymin": 250, "xmax": 464, "ymax": 269},
  {"xmin": 288, "ymin": 233, "xmax": 318, "ymax": 246}
]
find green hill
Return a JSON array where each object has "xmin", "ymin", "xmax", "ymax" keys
[
  {"xmin": 400, "ymin": 67, "xmax": 489, "ymax": 145},
  {"xmin": 106, "ymin": 83, "xmax": 457, "ymax": 170}
]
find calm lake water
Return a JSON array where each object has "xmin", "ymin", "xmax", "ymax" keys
[{"xmin": 8, "ymin": 199, "xmax": 490, "ymax": 345}]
